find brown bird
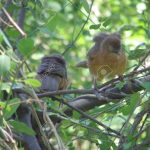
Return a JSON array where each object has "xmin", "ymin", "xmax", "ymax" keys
[
  {"xmin": 37, "ymin": 54, "xmax": 68, "ymax": 91},
  {"xmin": 76, "ymin": 33, "xmax": 127, "ymax": 88}
]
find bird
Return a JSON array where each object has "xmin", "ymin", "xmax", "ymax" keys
[
  {"xmin": 76, "ymin": 33, "xmax": 127, "ymax": 88},
  {"xmin": 34, "ymin": 54, "xmax": 68, "ymax": 149},
  {"xmin": 37, "ymin": 54, "xmax": 68, "ymax": 91}
]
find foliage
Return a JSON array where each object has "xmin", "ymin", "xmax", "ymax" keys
[{"xmin": 0, "ymin": 0, "xmax": 150, "ymax": 150}]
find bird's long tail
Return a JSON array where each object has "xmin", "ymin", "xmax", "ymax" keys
[{"xmin": 76, "ymin": 60, "xmax": 88, "ymax": 68}]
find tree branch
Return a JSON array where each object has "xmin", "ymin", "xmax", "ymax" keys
[
  {"xmin": 133, "ymin": 138, "xmax": 150, "ymax": 150},
  {"xmin": 1, "ymin": 7, "xmax": 26, "ymax": 37},
  {"xmin": 37, "ymin": 66, "xmax": 150, "ymax": 98},
  {"xmin": 17, "ymin": 1, "xmax": 26, "ymax": 30},
  {"xmin": 62, "ymin": 0, "xmax": 95, "ymax": 55},
  {"xmin": 129, "ymin": 107, "xmax": 150, "ymax": 135}
]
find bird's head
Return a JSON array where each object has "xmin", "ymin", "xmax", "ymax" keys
[{"xmin": 102, "ymin": 33, "xmax": 121, "ymax": 54}]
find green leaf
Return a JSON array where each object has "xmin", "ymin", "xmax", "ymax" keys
[
  {"xmin": 115, "ymin": 82, "xmax": 126, "ymax": 89},
  {"xmin": 81, "ymin": 0, "xmax": 90, "ymax": 13},
  {"xmin": 0, "ymin": 29, "xmax": 12, "ymax": 48},
  {"xmin": 18, "ymin": 148, "xmax": 24, "ymax": 150},
  {"xmin": 62, "ymin": 120, "xmax": 71, "ymax": 127},
  {"xmin": 128, "ymin": 49, "xmax": 146, "ymax": 60},
  {"xmin": 130, "ymin": 93, "xmax": 140, "ymax": 108},
  {"xmin": 89, "ymin": 24, "xmax": 101, "ymax": 30},
  {"xmin": 121, "ymin": 93, "xmax": 140, "ymax": 116},
  {"xmin": 0, "ymin": 55, "xmax": 10, "ymax": 76},
  {"xmin": 26, "ymin": 72, "xmax": 37, "ymax": 78},
  {"xmin": 3, "ymin": 98, "xmax": 20, "ymax": 120},
  {"xmin": 24, "ymin": 79, "xmax": 41, "ymax": 87},
  {"xmin": 0, "ymin": 34, "xmax": 3, "ymax": 43},
  {"xmin": 0, "ymin": 3, "xmax": 2, "ymax": 9},
  {"xmin": 73, "ymin": 111, "xmax": 81, "ymax": 120},
  {"xmin": 46, "ymin": 14, "xmax": 59, "ymax": 31},
  {"xmin": 0, "ymin": 82, "xmax": 12, "ymax": 93},
  {"xmin": 119, "ymin": 25, "xmax": 134, "ymax": 32},
  {"xmin": 123, "ymin": 142, "xmax": 132, "ymax": 150},
  {"xmin": 6, "ymin": 28, "xmax": 20, "ymax": 40},
  {"xmin": 142, "ymin": 82, "xmax": 150, "ymax": 92},
  {"xmin": 9, "ymin": 120, "xmax": 35, "ymax": 136},
  {"xmin": 17, "ymin": 38, "xmax": 34, "ymax": 57},
  {"xmin": 103, "ymin": 19, "xmax": 111, "ymax": 27},
  {"xmin": 0, "ymin": 101, "xmax": 6, "ymax": 109},
  {"xmin": 98, "ymin": 132, "xmax": 114, "ymax": 150},
  {"xmin": 46, "ymin": 13, "xmax": 67, "ymax": 31}
]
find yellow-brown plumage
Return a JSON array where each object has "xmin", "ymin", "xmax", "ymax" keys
[{"xmin": 77, "ymin": 33, "xmax": 127, "ymax": 82}]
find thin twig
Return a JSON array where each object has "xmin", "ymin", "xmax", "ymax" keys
[
  {"xmin": 62, "ymin": 0, "xmax": 95, "ymax": 55},
  {"xmin": 129, "ymin": 107, "xmax": 149, "ymax": 134},
  {"xmin": 31, "ymin": 89, "xmax": 65, "ymax": 150},
  {"xmin": 51, "ymin": 96, "xmax": 123, "ymax": 137},
  {"xmin": 120, "ymin": 93, "xmax": 144, "ymax": 134},
  {"xmin": 37, "ymin": 65, "xmax": 150, "ymax": 97},
  {"xmin": 0, "ymin": 138, "xmax": 12, "ymax": 150},
  {"xmin": 68, "ymin": 0, "xmax": 98, "ymax": 26},
  {"xmin": 56, "ymin": 112, "xmax": 121, "ymax": 138},
  {"xmin": 38, "ymin": 89, "xmax": 93, "ymax": 97},
  {"xmin": 17, "ymin": 1, "xmax": 26, "ymax": 30},
  {"xmin": 134, "ymin": 125, "xmax": 150, "ymax": 139},
  {"xmin": 43, "ymin": 103, "xmax": 65, "ymax": 150},
  {"xmin": 30, "ymin": 105, "xmax": 52, "ymax": 150},
  {"xmin": 117, "ymin": 92, "xmax": 146, "ymax": 150},
  {"xmin": 139, "ymin": 113, "xmax": 149, "ymax": 132},
  {"xmin": 2, "ymin": 7, "xmax": 27, "ymax": 37},
  {"xmin": 0, "ymin": 17, "xmax": 13, "ymax": 27},
  {"xmin": 97, "ymin": 65, "xmax": 150, "ymax": 89},
  {"xmin": 133, "ymin": 138, "xmax": 150, "ymax": 150},
  {"xmin": 133, "ymin": 49, "xmax": 150, "ymax": 72},
  {"xmin": 4, "ymin": 0, "xmax": 12, "ymax": 8}
]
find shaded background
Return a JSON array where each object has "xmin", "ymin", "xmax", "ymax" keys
[{"xmin": 0, "ymin": 0, "xmax": 150, "ymax": 150}]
